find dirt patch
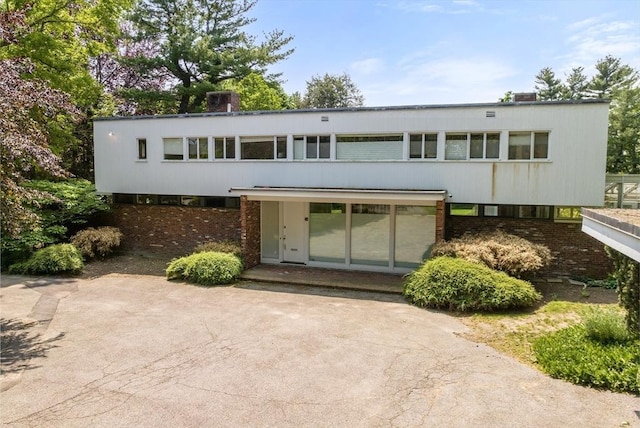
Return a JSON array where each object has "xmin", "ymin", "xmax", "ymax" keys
[{"xmin": 81, "ymin": 252, "xmax": 175, "ymax": 279}]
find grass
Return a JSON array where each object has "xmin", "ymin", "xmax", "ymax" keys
[{"xmin": 460, "ymin": 301, "xmax": 622, "ymax": 366}]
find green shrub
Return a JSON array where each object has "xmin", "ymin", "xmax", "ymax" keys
[
  {"xmin": 583, "ymin": 308, "xmax": 632, "ymax": 344},
  {"xmin": 193, "ymin": 240, "xmax": 242, "ymax": 257},
  {"xmin": 166, "ymin": 251, "xmax": 242, "ymax": 285},
  {"xmin": 431, "ymin": 231, "xmax": 551, "ymax": 277},
  {"xmin": 71, "ymin": 227, "xmax": 123, "ymax": 259},
  {"xmin": 8, "ymin": 244, "xmax": 84, "ymax": 275},
  {"xmin": 403, "ymin": 257, "xmax": 542, "ymax": 312},
  {"xmin": 533, "ymin": 325, "xmax": 639, "ymax": 394}
]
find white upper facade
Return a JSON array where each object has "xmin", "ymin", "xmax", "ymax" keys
[{"xmin": 94, "ymin": 100, "xmax": 609, "ymax": 206}]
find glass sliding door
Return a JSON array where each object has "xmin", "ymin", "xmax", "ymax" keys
[
  {"xmin": 395, "ymin": 205, "xmax": 436, "ymax": 268},
  {"xmin": 261, "ymin": 201, "xmax": 279, "ymax": 260},
  {"xmin": 309, "ymin": 203, "xmax": 346, "ymax": 263},
  {"xmin": 351, "ymin": 204, "xmax": 390, "ymax": 266}
]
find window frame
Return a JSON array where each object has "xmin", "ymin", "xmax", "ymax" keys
[
  {"xmin": 137, "ymin": 138, "xmax": 147, "ymax": 160},
  {"xmin": 162, "ymin": 137, "xmax": 184, "ymax": 161},
  {"xmin": 240, "ymin": 135, "xmax": 287, "ymax": 160},
  {"xmin": 508, "ymin": 131, "xmax": 550, "ymax": 160},
  {"xmin": 409, "ymin": 133, "xmax": 437, "ymax": 159},
  {"xmin": 187, "ymin": 136, "xmax": 208, "ymax": 160},
  {"xmin": 294, "ymin": 135, "xmax": 331, "ymax": 160},
  {"xmin": 214, "ymin": 136, "xmax": 236, "ymax": 160}
]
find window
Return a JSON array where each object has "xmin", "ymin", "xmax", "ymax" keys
[
  {"xmin": 508, "ymin": 131, "xmax": 549, "ymax": 160},
  {"xmin": 469, "ymin": 133, "xmax": 500, "ymax": 159},
  {"xmin": 137, "ymin": 138, "xmax": 147, "ymax": 160},
  {"xmin": 518, "ymin": 205, "xmax": 551, "ymax": 219},
  {"xmin": 351, "ymin": 204, "xmax": 390, "ymax": 266},
  {"xmin": 188, "ymin": 137, "xmax": 208, "ymax": 160},
  {"xmin": 240, "ymin": 136, "xmax": 286, "ymax": 160},
  {"xmin": 409, "ymin": 133, "xmax": 437, "ymax": 159},
  {"xmin": 395, "ymin": 205, "xmax": 436, "ymax": 268},
  {"xmin": 214, "ymin": 137, "xmax": 235, "ymax": 159},
  {"xmin": 444, "ymin": 133, "xmax": 467, "ymax": 160},
  {"xmin": 554, "ymin": 206, "xmax": 582, "ymax": 222},
  {"xmin": 163, "ymin": 137, "xmax": 183, "ymax": 160},
  {"xmin": 307, "ymin": 136, "xmax": 330, "ymax": 159},
  {"xmin": 449, "ymin": 204, "xmax": 478, "ymax": 216},
  {"xmin": 336, "ymin": 134, "xmax": 403, "ymax": 160},
  {"xmin": 309, "ymin": 203, "xmax": 346, "ymax": 263}
]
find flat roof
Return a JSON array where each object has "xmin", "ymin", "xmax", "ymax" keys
[
  {"xmin": 230, "ymin": 187, "xmax": 447, "ymax": 204},
  {"xmin": 95, "ymin": 98, "xmax": 609, "ymax": 122},
  {"xmin": 581, "ymin": 208, "xmax": 640, "ymax": 262}
]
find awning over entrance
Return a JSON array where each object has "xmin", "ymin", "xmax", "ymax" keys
[{"xmin": 230, "ymin": 187, "xmax": 447, "ymax": 205}]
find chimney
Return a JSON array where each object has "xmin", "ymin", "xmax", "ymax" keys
[
  {"xmin": 206, "ymin": 91, "xmax": 240, "ymax": 112},
  {"xmin": 513, "ymin": 92, "xmax": 537, "ymax": 102}
]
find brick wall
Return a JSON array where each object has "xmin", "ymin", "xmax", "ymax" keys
[
  {"xmin": 240, "ymin": 197, "xmax": 261, "ymax": 268},
  {"xmin": 446, "ymin": 216, "xmax": 612, "ymax": 278},
  {"xmin": 435, "ymin": 201, "xmax": 445, "ymax": 242},
  {"xmin": 104, "ymin": 204, "xmax": 241, "ymax": 256}
]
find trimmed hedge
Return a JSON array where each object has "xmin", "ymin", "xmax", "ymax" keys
[
  {"xmin": 431, "ymin": 230, "xmax": 551, "ymax": 277},
  {"xmin": 71, "ymin": 227, "xmax": 123, "ymax": 259},
  {"xmin": 403, "ymin": 256, "xmax": 542, "ymax": 311},
  {"xmin": 533, "ymin": 325, "xmax": 639, "ymax": 394},
  {"xmin": 166, "ymin": 251, "xmax": 242, "ymax": 285},
  {"xmin": 8, "ymin": 244, "xmax": 84, "ymax": 275}
]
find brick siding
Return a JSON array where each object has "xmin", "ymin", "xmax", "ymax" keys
[
  {"xmin": 446, "ymin": 216, "xmax": 612, "ymax": 278},
  {"xmin": 240, "ymin": 197, "xmax": 261, "ymax": 268},
  {"xmin": 103, "ymin": 204, "xmax": 241, "ymax": 256}
]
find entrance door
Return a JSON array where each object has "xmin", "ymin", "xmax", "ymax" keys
[{"xmin": 282, "ymin": 201, "xmax": 306, "ymax": 263}]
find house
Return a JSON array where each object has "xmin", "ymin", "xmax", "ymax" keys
[{"xmin": 94, "ymin": 93, "xmax": 612, "ymax": 277}]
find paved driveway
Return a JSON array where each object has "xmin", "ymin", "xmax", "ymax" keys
[{"xmin": 1, "ymin": 274, "xmax": 638, "ymax": 427}]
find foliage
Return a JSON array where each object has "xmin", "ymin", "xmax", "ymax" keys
[
  {"xmin": 583, "ymin": 307, "xmax": 633, "ymax": 344},
  {"xmin": 122, "ymin": 0, "xmax": 293, "ymax": 114},
  {"xmin": 221, "ymin": 72, "xmax": 290, "ymax": 111},
  {"xmin": 301, "ymin": 73, "xmax": 365, "ymax": 108},
  {"xmin": 1, "ymin": 1, "xmax": 132, "ymax": 176},
  {"xmin": 533, "ymin": 324, "xmax": 639, "ymax": 394},
  {"xmin": 532, "ymin": 55, "xmax": 639, "ymax": 173},
  {"xmin": 403, "ymin": 257, "xmax": 542, "ymax": 312},
  {"xmin": 1, "ymin": 179, "xmax": 110, "ymax": 269},
  {"xmin": 71, "ymin": 227, "xmax": 123, "ymax": 259},
  {"xmin": 166, "ymin": 251, "xmax": 243, "ymax": 285},
  {"xmin": 8, "ymin": 244, "xmax": 84, "ymax": 275},
  {"xmin": 431, "ymin": 231, "xmax": 551, "ymax": 277},
  {"xmin": 0, "ymin": 51, "xmax": 78, "ymax": 239},
  {"xmin": 193, "ymin": 240, "xmax": 242, "ymax": 257},
  {"xmin": 534, "ymin": 67, "xmax": 564, "ymax": 101},
  {"xmin": 606, "ymin": 247, "xmax": 640, "ymax": 338}
]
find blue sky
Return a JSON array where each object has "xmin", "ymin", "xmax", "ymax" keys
[{"xmin": 249, "ymin": 0, "xmax": 640, "ymax": 106}]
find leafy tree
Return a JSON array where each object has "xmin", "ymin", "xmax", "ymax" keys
[
  {"xmin": 1, "ymin": 0, "xmax": 133, "ymax": 177},
  {"xmin": 608, "ymin": 84, "xmax": 640, "ymax": 174},
  {"xmin": 563, "ymin": 67, "xmax": 589, "ymax": 100},
  {"xmin": 531, "ymin": 56, "xmax": 639, "ymax": 173},
  {"xmin": 302, "ymin": 73, "xmax": 365, "ymax": 108},
  {"xmin": 587, "ymin": 55, "xmax": 638, "ymax": 99},
  {"xmin": 0, "ymin": 8, "xmax": 79, "ymax": 239},
  {"xmin": 535, "ymin": 67, "xmax": 565, "ymax": 101},
  {"xmin": 221, "ymin": 72, "xmax": 289, "ymax": 110},
  {"xmin": 499, "ymin": 90, "xmax": 513, "ymax": 102},
  {"xmin": 124, "ymin": 0, "xmax": 293, "ymax": 114}
]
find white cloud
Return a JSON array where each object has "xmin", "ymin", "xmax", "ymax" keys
[
  {"xmin": 382, "ymin": 0, "xmax": 479, "ymax": 15},
  {"xmin": 362, "ymin": 57, "xmax": 519, "ymax": 106},
  {"xmin": 349, "ymin": 58, "xmax": 384, "ymax": 75},
  {"xmin": 561, "ymin": 18, "xmax": 640, "ymax": 72}
]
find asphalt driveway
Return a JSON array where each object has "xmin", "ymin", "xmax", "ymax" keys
[{"xmin": 1, "ymin": 274, "xmax": 638, "ymax": 427}]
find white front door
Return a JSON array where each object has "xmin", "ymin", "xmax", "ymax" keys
[{"xmin": 282, "ymin": 201, "xmax": 306, "ymax": 263}]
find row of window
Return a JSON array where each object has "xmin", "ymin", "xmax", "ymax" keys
[
  {"xmin": 449, "ymin": 204, "xmax": 582, "ymax": 221},
  {"xmin": 113, "ymin": 193, "xmax": 240, "ymax": 209},
  {"xmin": 136, "ymin": 131, "xmax": 550, "ymax": 162}
]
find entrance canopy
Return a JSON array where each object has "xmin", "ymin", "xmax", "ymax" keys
[{"xmin": 230, "ymin": 187, "xmax": 447, "ymax": 205}]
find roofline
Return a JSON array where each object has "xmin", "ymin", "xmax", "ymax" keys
[
  {"xmin": 94, "ymin": 98, "xmax": 610, "ymax": 122},
  {"xmin": 229, "ymin": 187, "xmax": 448, "ymax": 203}
]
